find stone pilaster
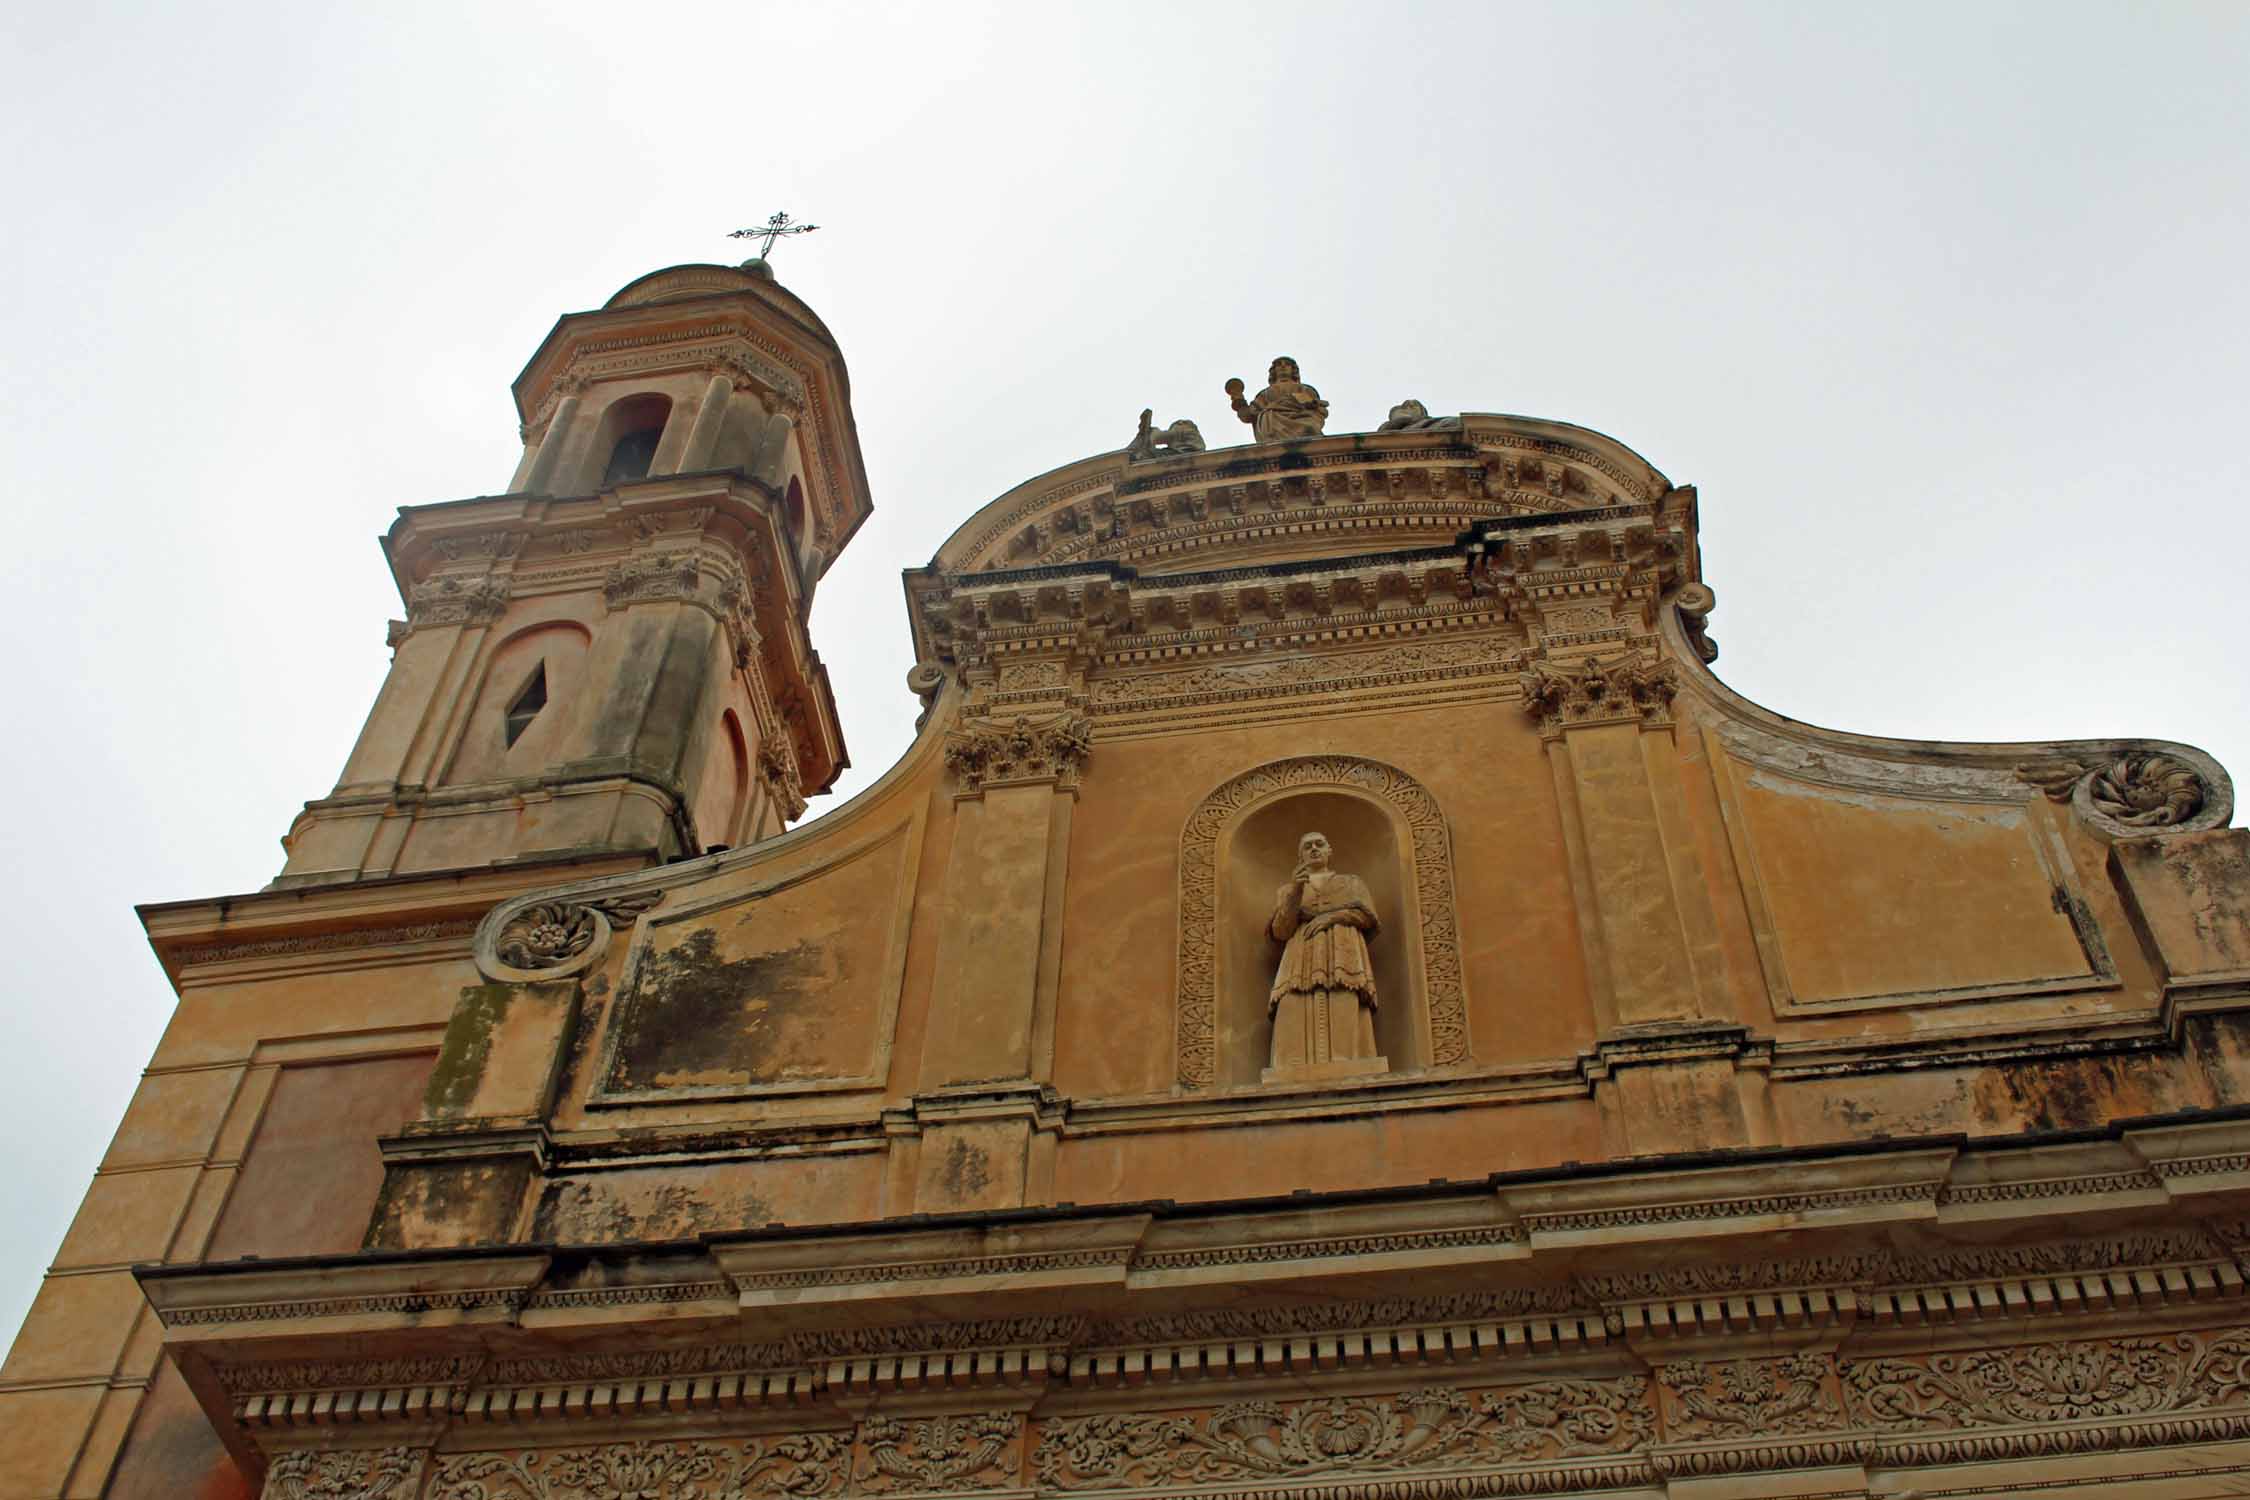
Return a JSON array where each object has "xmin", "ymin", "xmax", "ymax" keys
[{"xmin": 1475, "ymin": 503, "xmax": 1749, "ymax": 1152}]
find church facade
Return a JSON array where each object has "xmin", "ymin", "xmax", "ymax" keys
[{"xmin": 9, "ymin": 263, "xmax": 2250, "ymax": 1499}]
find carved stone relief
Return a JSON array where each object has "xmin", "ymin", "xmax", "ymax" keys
[
  {"xmin": 2018, "ymin": 749, "xmax": 2229, "ymax": 837},
  {"xmin": 1034, "ymin": 1380, "xmax": 1652, "ymax": 1489},
  {"xmin": 1177, "ymin": 756, "xmax": 1467, "ymax": 1088},
  {"xmin": 1843, "ymin": 1330, "xmax": 2250, "ymax": 1431},
  {"xmin": 263, "ymin": 1446, "xmax": 424, "ymax": 1500},
  {"xmin": 427, "ymin": 1435, "xmax": 851, "ymax": 1499},
  {"xmin": 1656, "ymin": 1354, "xmax": 1844, "ymax": 1440},
  {"xmin": 1094, "ymin": 635, "xmax": 1519, "ymax": 714},
  {"xmin": 477, "ymin": 892, "xmax": 662, "ymax": 983},
  {"xmin": 860, "ymin": 1412, "xmax": 1024, "ymax": 1494}
]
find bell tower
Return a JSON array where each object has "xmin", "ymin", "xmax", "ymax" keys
[{"xmin": 274, "ymin": 262, "xmax": 871, "ymax": 887}]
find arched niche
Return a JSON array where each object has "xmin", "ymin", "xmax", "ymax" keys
[
  {"xmin": 1177, "ymin": 756, "xmax": 1469, "ymax": 1090},
  {"xmin": 691, "ymin": 708, "xmax": 751, "ymax": 852},
  {"xmin": 443, "ymin": 621, "xmax": 592, "ymax": 786}
]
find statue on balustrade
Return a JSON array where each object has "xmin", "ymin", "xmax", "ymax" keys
[
  {"xmin": 1267, "ymin": 831, "xmax": 1386, "ymax": 1080},
  {"xmin": 1227, "ymin": 356, "xmax": 1329, "ymax": 443}
]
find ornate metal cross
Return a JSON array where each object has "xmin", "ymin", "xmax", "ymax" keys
[{"xmin": 728, "ymin": 212, "xmax": 820, "ymax": 260}]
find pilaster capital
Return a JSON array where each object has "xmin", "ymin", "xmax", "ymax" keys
[
  {"xmin": 404, "ymin": 573, "xmax": 510, "ymax": 632},
  {"xmin": 943, "ymin": 711, "xmax": 1093, "ymax": 799},
  {"xmin": 1520, "ymin": 649, "xmax": 1678, "ymax": 738}
]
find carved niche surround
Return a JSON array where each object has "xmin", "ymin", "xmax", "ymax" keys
[{"xmin": 1176, "ymin": 756, "xmax": 1468, "ymax": 1090}]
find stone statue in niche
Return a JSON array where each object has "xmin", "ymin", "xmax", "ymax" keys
[
  {"xmin": 1226, "ymin": 357, "xmax": 1329, "ymax": 443},
  {"xmin": 1266, "ymin": 831, "xmax": 1387, "ymax": 1082}
]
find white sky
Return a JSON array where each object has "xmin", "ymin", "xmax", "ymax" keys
[{"xmin": 3, "ymin": 3, "xmax": 2247, "ymax": 1342}]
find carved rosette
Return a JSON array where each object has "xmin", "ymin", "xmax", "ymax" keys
[
  {"xmin": 476, "ymin": 891, "xmax": 662, "ymax": 984},
  {"xmin": 405, "ymin": 575, "xmax": 510, "ymax": 632},
  {"xmin": 1176, "ymin": 756, "xmax": 1469, "ymax": 1088},
  {"xmin": 2014, "ymin": 747, "xmax": 2231, "ymax": 839},
  {"xmin": 1519, "ymin": 652, "xmax": 1678, "ymax": 736},
  {"xmin": 944, "ymin": 712, "xmax": 1093, "ymax": 798}
]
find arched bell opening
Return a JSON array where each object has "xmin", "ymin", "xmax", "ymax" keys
[{"xmin": 589, "ymin": 393, "xmax": 674, "ymax": 489}]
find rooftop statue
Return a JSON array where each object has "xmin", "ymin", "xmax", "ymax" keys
[
  {"xmin": 1377, "ymin": 398, "xmax": 1457, "ymax": 431},
  {"xmin": 1226, "ymin": 356, "xmax": 1329, "ymax": 442},
  {"xmin": 1126, "ymin": 408, "xmax": 1206, "ymax": 462}
]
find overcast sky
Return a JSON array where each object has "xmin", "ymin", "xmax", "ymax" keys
[{"xmin": 2, "ymin": 3, "xmax": 2246, "ymax": 1342}]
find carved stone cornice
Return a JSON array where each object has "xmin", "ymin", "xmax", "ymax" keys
[{"xmin": 941, "ymin": 416, "xmax": 1671, "ymax": 578}]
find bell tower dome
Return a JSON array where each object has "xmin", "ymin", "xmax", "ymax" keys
[{"xmin": 274, "ymin": 262, "xmax": 871, "ymax": 887}]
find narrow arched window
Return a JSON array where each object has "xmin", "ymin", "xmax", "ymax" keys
[{"xmin": 503, "ymin": 663, "xmax": 548, "ymax": 747}]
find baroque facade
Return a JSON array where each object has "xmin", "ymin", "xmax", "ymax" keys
[{"xmin": 7, "ymin": 263, "xmax": 2250, "ymax": 1499}]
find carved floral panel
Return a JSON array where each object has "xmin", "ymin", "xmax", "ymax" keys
[
  {"xmin": 426, "ymin": 1435, "xmax": 852, "ymax": 1499},
  {"xmin": 1033, "ymin": 1380, "xmax": 1652, "ymax": 1489},
  {"xmin": 1842, "ymin": 1331, "xmax": 2250, "ymax": 1431}
]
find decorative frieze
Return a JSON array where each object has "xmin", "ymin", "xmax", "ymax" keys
[
  {"xmin": 428, "ymin": 1435, "xmax": 851, "ymax": 1500},
  {"xmin": 264, "ymin": 1447, "xmax": 424, "ymax": 1500},
  {"xmin": 1094, "ymin": 634, "xmax": 1519, "ymax": 713},
  {"xmin": 1842, "ymin": 1330, "xmax": 2250, "ymax": 1430},
  {"xmin": 1033, "ymin": 1380, "xmax": 1653, "ymax": 1489},
  {"xmin": 1656, "ymin": 1354, "xmax": 1843, "ymax": 1440},
  {"xmin": 860, "ymin": 1413, "xmax": 1024, "ymax": 1494}
]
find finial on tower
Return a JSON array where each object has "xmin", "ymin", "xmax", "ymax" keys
[{"xmin": 728, "ymin": 211, "xmax": 821, "ymax": 274}]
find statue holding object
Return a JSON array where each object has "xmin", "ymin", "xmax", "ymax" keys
[
  {"xmin": 1266, "ymin": 831, "xmax": 1386, "ymax": 1081},
  {"xmin": 1227, "ymin": 356, "xmax": 1329, "ymax": 443}
]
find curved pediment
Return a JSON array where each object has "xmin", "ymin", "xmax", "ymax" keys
[{"xmin": 931, "ymin": 413, "xmax": 1673, "ymax": 578}]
